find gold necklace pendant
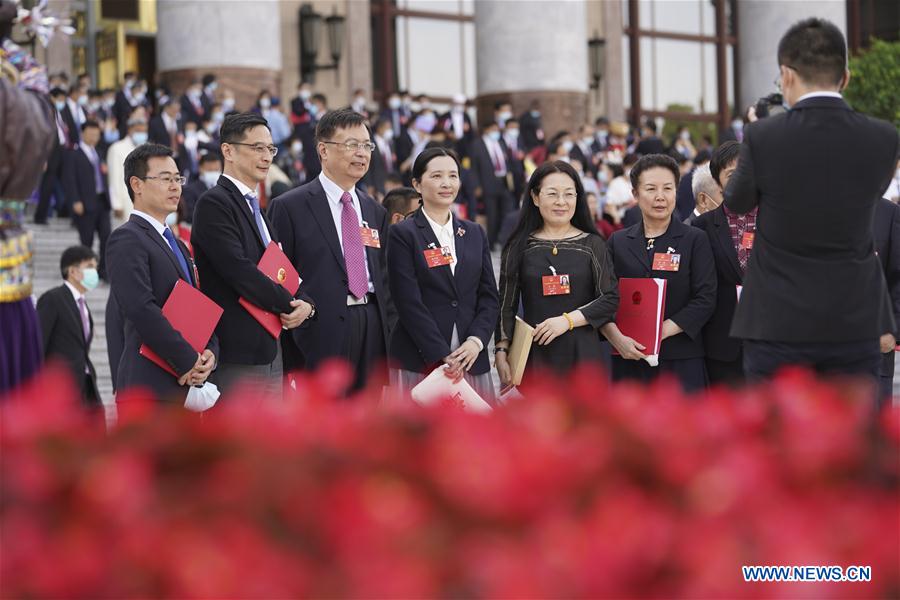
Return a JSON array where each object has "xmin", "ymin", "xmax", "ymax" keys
[{"xmin": 552, "ymin": 245, "xmax": 558, "ymax": 256}]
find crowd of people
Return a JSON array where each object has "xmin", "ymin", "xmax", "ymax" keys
[{"xmin": 22, "ymin": 18, "xmax": 900, "ymax": 411}]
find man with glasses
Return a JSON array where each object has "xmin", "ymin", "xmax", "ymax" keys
[
  {"xmin": 725, "ymin": 18, "xmax": 899, "ymax": 388},
  {"xmin": 105, "ymin": 144, "xmax": 217, "ymax": 400},
  {"xmin": 269, "ymin": 108, "xmax": 395, "ymax": 394},
  {"xmin": 191, "ymin": 112, "xmax": 315, "ymax": 401}
]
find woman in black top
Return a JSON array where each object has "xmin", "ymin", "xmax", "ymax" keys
[
  {"xmin": 602, "ymin": 154, "xmax": 716, "ymax": 392},
  {"xmin": 495, "ymin": 161, "xmax": 619, "ymax": 389}
]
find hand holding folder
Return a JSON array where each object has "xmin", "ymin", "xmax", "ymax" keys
[
  {"xmin": 238, "ymin": 242, "xmax": 301, "ymax": 338},
  {"xmin": 614, "ymin": 278, "xmax": 667, "ymax": 367},
  {"xmin": 139, "ymin": 280, "xmax": 223, "ymax": 377},
  {"xmin": 506, "ymin": 316, "xmax": 534, "ymax": 387},
  {"xmin": 411, "ymin": 367, "xmax": 492, "ymax": 413}
]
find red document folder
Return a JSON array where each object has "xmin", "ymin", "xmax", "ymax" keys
[
  {"xmin": 615, "ymin": 278, "xmax": 668, "ymax": 358},
  {"xmin": 238, "ymin": 242, "xmax": 301, "ymax": 339},
  {"xmin": 139, "ymin": 279, "xmax": 224, "ymax": 377}
]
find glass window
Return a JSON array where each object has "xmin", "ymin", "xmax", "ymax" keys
[
  {"xmin": 650, "ymin": 0, "xmax": 702, "ymax": 35},
  {"xmin": 641, "ymin": 37, "xmax": 710, "ymax": 113},
  {"xmin": 462, "ymin": 22, "xmax": 476, "ymax": 97},
  {"xmin": 701, "ymin": 43, "xmax": 718, "ymax": 113},
  {"xmin": 701, "ymin": 0, "xmax": 717, "ymax": 37},
  {"xmin": 400, "ymin": 0, "xmax": 463, "ymax": 14},
  {"xmin": 727, "ymin": 44, "xmax": 735, "ymax": 115},
  {"xmin": 396, "ymin": 17, "xmax": 468, "ymax": 97}
]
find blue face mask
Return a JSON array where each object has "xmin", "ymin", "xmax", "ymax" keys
[
  {"xmin": 530, "ymin": 110, "xmax": 540, "ymax": 118},
  {"xmin": 103, "ymin": 129, "xmax": 120, "ymax": 143},
  {"xmin": 54, "ymin": 100, "xmax": 66, "ymax": 111},
  {"xmin": 131, "ymin": 132, "xmax": 148, "ymax": 145},
  {"xmin": 80, "ymin": 267, "xmax": 100, "ymax": 291},
  {"xmin": 487, "ymin": 130, "xmax": 501, "ymax": 142}
]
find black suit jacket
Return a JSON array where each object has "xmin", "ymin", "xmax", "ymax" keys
[
  {"xmin": 181, "ymin": 179, "xmax": 211, "ymax": 224},
  {"xmin": 361, "ymin": 139, "xmax": 392, "ymax": 196},
  {"xmin": 675, "ymin": 168, "xmax": 695, "ymax": 222},
  {"xmin": 191, "ymin": 176, "xmax": 301, "ymax": 365},
  {"xmin": 105, "ymin": 292, "xmax": 124, "ymax": 393},
  {"xmin": 62, "ymin": 146, "xmax": 109, "ymax": 213},
  {"xmin": 268, "ymin": 177, "xmax": 395, "ymax": 371},
  {"xmin": 725, "ymin": 96, "xmax": 899, "ymax": 342},
  {"xmin": 469, "ymin": 137, "xmax": 509, "ymax": 197},
  {"xmin": 59, "ymin": 105, "xmax": 80, "ymax": 147},
  {"xmin": 874, "ymin": 197, "xmax": 900, "ymax": 338},
  {"xmin": 148, "ymin": 115, "xmax": 178, "ymax": 147},
  {"xmin": 180, "ymin": 95, "xmax": 206, "ymax": 126},
  {"xmin": 386, "ymin": 209, "xmax": 499, "ymax": 375},
  {"xmin": 608, "ymin": 219, "xmax": 717, "ymax": 359},
  {"xmin": 693, "ymin": 206, "xmax": 744, "ymax": 361},
  {"xmin": 36, "ymin": 284, "xmax": 100, "ymax": 403},
  {"xmin": 106, "ymin": 215, "xmax": 217, "ymax": 400},
  {"xmin": 570, "ymin": 142, "xmax": 597, "ymax": 177}
]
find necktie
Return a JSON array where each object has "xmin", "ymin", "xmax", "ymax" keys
[
  {"xmin": 76, "ymin": 297, "xmax": 90, "ymax": 342},
  {"xmin": 737, "ymin": 218, "xmax": 750, "ymax": 273},
  {"xmin": 88, "ymin": 146, "xmax": 103, "ymax": 192},
  {"xmin": 245, "ymin": 193, "xmax": 271, "ymax": 246},
  {"xmin": 340, "ymin": 192, "xmax": 368, "ymax": 298},
  {"xmin": 162, "ymin": 227, "xmax": 192, "ymax": 283}
]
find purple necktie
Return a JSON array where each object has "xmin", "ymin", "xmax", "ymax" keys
[
  {"xmin": 77, "ymin": 297, "xmax": 90, "ymax": 342},
  {"xmin": 340, "ymin": 192, "xmax": 368, "ymax": 298}
]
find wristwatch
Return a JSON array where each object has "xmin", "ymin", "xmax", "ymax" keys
[{"xmin": 494, "ymin": 347, "xmax": 508, "ymax": 355}]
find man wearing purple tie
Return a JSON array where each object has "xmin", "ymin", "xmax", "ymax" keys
[
  {"xmin": 36, "ymin": 246, "xmax": 102, "ymax": 408},
  {"xmin": 191, "ymin": 113, "xmax": 315, "ymax": 400},
  {"xmin": 269, "ymin": 108, "xmax": 395, "ymax": 393}
]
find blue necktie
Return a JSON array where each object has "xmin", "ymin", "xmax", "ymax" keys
[
  {"xmin": 245, "ymin": 193, "xmax": 271, "ymax": 246},
  {"xmin": 163, "ymin": 227, "xmax": 192, "ymax": 284}
]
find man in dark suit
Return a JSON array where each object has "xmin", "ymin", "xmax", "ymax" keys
[
  {"xmin": 468, "ymin": 121, "xmax": 516, "ymax": 249},
  {"xmin": 439, "ymin": 94, "xmax": 475, "ymax": 157},
  {"xmin": 873, "ymin": 197, "xmax": 900, "ymax": 403},
  {"xmin": 725, "ymin": 18, "xmax": 899, "ymax": 383},
  {"xmin": 62, "ymin": 121, "xmax": 112, "ymax": 280},
  {"xmin": 34, "ymin": 88, "xmax": 74, "ymax": 224},
  {"xmin": 268, "ymin": 108, "xmax": 394, "ymax": 394},
  {"xmin": 181, "ymin": 81, "xmax": 207, "ymax": 127},
  {"xmin": 105, "ymin": 144, "xmax": 217, "ymax": 401},
  {"xmin": 693, "ymin": 142, "xmax": 746, "ymax": 385},
  {"xmin": 36, "ymin": 245, "xmax": 102, "ymax": 407},
  {"xmin": 379, "ymin": 91, "xmax": 407, "ymax": 139},
  {"xmin": 191, "ymin": 113, "xmax": 314, "ymax": 399},
  {"xmin": 518, "ymin": 101, "xmax": 545, "ymax": 151},
  {"xmin": 201, "ymin": 73, "xmax": 217, "ymax": 115},
  {"xmin": 180, "ymin": 153, "xmax": 222, "ymax": 224},
  {"xmin": 361, "ymin": 119, "xmax": 395, "ymax": 199},
  {"xmin": 571, "ymin": 124, "xmax": 598, "ymax": 178},
  {"xmin": 635, "ymin": 120, "xmax": 666, "ymax": 156},
  {"xmin": 148, "ymin": 100, "xmax": 184, "ymax": 159}
]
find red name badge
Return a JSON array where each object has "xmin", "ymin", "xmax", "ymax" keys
[
  {"xmin": 652, "ymin": 253, "xmax": 681, "ymax": 272},
  {"xmin": 741, "ymin": 231, "xmax": 755, "ymax": 249},
  {"xmin": 424, "ymin": 247, "xmax": 454, "ymax": 268},
  {"xmin": 542, "ymin": 274, "xmax": 571, "ymax": 296},
  {"xmin": 360, "ymin": 224, "xmax": 381, "ymax": 248}
]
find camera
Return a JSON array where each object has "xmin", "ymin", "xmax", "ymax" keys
[{"xmin": 754, "ymin": 93, "xmax": 787, "ymax": 119}]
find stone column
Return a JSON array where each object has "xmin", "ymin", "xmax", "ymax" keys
[
  {"xmin": 474, "ymin": 0, "xmax": 589, "ymax": 136},
  {"xmin": 738, "ymin": 0, "xmax": 847, "ymax": 110},
  {"xmin": 156, "ymin": 0, "xmax": 282, "ymax": 109}
]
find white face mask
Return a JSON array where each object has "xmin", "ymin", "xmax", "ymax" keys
[
  {"xmin": 381, "ymin": 129, "xmax": 394, "ymax": 141},
  {"xmin": 291, "ymin": 141, "xmax": 302, "ymax": 155},
  {"xmin": 200, "ymin": 171, "xmax": 220, "ymax": 187},
  {"xmin": 388, "ymin": 97, "xmax": 401, "ymax": 109},
  {"xmin": 184, "ymin": 382, "xmax": 220, "ymax": 412}
]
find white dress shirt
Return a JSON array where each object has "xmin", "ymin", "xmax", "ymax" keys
[
  {"xmin": 107, "ymin": 137, "xmax": 137, "ymax": 219},
  {"xmin": 318, "ymin": 172, "xmax": 375, "ymax": 293},
  {"xmin": 795, "ymin": 91, "xmax": 843, "ymax": 103},
  {"xmin": 222, "ymin": 173, "xmax": 272, "ymax": 242},
  {"xmin": 131, "ymin": 209, "xmax": 169, "ymax": 241}
]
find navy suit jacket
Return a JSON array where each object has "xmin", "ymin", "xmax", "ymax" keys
[
  {"xmin": 62, "ymin": 145, "xmax": 109, "ymax": 213},
  {"xmin": 106, "ymin": 215, "xmax": 218, "ymax": 400},
  {"xmin": 386, "ymin": 209, "xmax": 499, "ymax": 375},
  {"xmin": 607, "ymin": 218, "xmax": 717, "ymax": 360},
  {"xmin": 874, "ymin": 197, "xmax": 900, "ymax": 338},
  {"xmin": 693, "ymin": 206, "xmax": 744, "ymax": 362},
  {"xmin": 191, "ymin": 176, "xmax": 302, "ymax": 366},
  {"xmin": 268, "ymin": 177, "xmax": 395, "ymax": 370}
]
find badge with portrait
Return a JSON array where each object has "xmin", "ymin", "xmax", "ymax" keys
[
  {"xmin": 740, "ymin": 231, "xmax": 755, "ymax": 249},
  {"xmin": 652, "ymin": 252, "xmax": 681, "ymax": 272},
  {"xmin": 542, "ymin": 274, "xmax": 571, "ymax": 296},
  {"xmin": 360, "ymin": 221, "xmax": 381, "ymax": 248},
  {"xmin": 424, "ymin": 245, "xmax": 454, "ymax": 268}
]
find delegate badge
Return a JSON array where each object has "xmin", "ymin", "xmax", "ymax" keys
[
  {"xmin": 652, "ymin": 252, "xmax": 681, "ymax": 272},
  {"xmin": 424, "ymin": 246, "xmax": 454, "ymax": 268},
  {"xmin": 542, "ymin": 274, "xmax": 571, "ymax": 296},
  {"xmin": 360, "ymin": 221, "xmax": 381, "ymax": 248}
]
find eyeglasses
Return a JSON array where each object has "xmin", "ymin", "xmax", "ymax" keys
[
  {"xmin": 142, "ymin": 174, "xmax": 186, "ymax": 186},
  {"xmin": 540, "ymin": 190, "xmax": 577, "ymax": 202},
  {"xmin": 230, "ymin": 142, "xmax": 279, "ymax": 157},
  {"xmin": 321, "ymin": 140, "xmax": 376, "ymax": 153}
]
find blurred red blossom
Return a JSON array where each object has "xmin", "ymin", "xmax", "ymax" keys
[{"xmin": 0, "ymin": 365, "xmax": 897, "ymax": 599}]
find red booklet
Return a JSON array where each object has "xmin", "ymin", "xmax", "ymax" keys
[
  {"xmin": 614, "ymin": 278, "xmax": 668, "ymax": 361},
  {"xmin": 238, "ymin": 242, "xmax": 301, "ymax": 339},
  {"xmin": 139, "ymin": 279, "xmax": 224, "ymax": 377}
]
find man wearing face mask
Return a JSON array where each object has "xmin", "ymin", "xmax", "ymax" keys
[
  {"xmin": 37, "ymin": 246, "xmax": 103, "ymax": 408},
  {"xmin": 350, "ymin": 88, "xmax": 368, "ymax": 117},
  {"xmin": 725, "ymin": 17, "xmax": 899, "ymax": 385},
  {"xmin": 181, "ymin": 82, "xmax": 206, "ymax": 127},
  {"xmin": 149, "ymin": 99, "xmax": 185, "ymax": 167},
  {"xmin": 107, "ymin": 115, "xmax": 149, "ymax": 221},
  {"xmin": 34, "ymin": 87, "xmax": 76, "ymax": 224},
  {"xmin": 469, "ymin": 121, "xmax": 515, "ymax": 249},
  {"xmin": 438, "ymin": 93, "xmax": 474, "ymax": 153},
  {"xmin": 519, "ymin": 101, "xmax": 545, "ymax": 151},
  {"xmin": 379, "ymin": 91, "xmax": 405, "ymax": 138},
  {"xmin": 571, "ymin": 124, "xmax": 599, "ymax": 178},
  {"xmin": 275, "ymin": 137, "xmax": 306, "ymax": 187},
  {"xmin": 181, "ymin": 153, "xmax": 222, "ymax": 223},
  {"xmin": 503, "ymin": 117, "xmax": 526, "ymax": 202},
  {"xmin": 361, "ymin": 119, "xmax": 396, "ymax": 199},
  {"xmin": 201, "ymin": 74, "xmax": 217, "ymax": 114}
]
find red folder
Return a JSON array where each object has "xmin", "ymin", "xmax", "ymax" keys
[
  {"xmin": 139, "ymin": 279, "xmax": 224, "ymax": 377},
  {"xmin": 614, "ymin": 278, "xmax": 667, "ymax": 357},
  {"xmin": 238, "ymin": 241, "xmax": 301, "ymax": 339}
]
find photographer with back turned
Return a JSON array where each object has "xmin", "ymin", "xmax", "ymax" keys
[{"xmin": 725, "ymin": 18, "xmax": 899, "ymax": 385}]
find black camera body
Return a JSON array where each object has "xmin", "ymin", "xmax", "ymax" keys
[{"xmin": 755, "ymin": 93, "xmax": 787, "ymax": 119}]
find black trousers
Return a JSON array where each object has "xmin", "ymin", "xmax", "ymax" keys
[
  {"xmin": 706, "ymin": 352, "xmax": 745, "ymax": 388},
  {"xmin": 879, "ymin": 351, "xmax": 895, "ymax": 407},
  {"xmin": 612, "ymin": 356, "xmax": 708, "ymax": 393},
  {"xmin": 744, "ymin": 339, "xmax": 881, "ymax": 384},
  {"xmin": 35, "ymin": 147, "xmax": 65, "ymax": 222},
  {"xmin": 343, "ymin": 299, "xmax": 386, "ymax": 394},
  {"xmin": 75, "ymin": 203, "xmax": 112, "ymax": 278},
  {"xmin": 484, "ymin": 182, "xmax": 515, "ymax": 247}
]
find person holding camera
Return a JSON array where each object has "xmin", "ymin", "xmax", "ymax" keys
[{"xmin": 725, "ymin": 18, "xmax": 899, "ymax": 385}]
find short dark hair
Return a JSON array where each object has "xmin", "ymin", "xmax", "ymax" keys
[
  {"xmin": 709, "ymin": 141, "xmax": 741, "ymax": 186},
  {"xmin": 220, "ymin": 112, "xmax": 270, "ymax": 146},
  {"xmin": 201, "ymin": 73, "xmax": 216, "ymax": 86},
  {"xmin": 411, "ymin": 147, "xmax": 461, "ymax": 183},
  {"xmin": 81, "ymin": 120, "xmax": 100, "ymax": 132},
  {"xmin": 382, "ymin": 187, "xmax": 420, "ymax": 219},
  {"xmin": 630, "ymin": 153, "xmax": 680, "ymax": 189},
  {"xmin": 606, "ymin": 162, "xmax": 625, "ymax": 179},
  {"xmin": 60, "ymin": 245, "xmax": 97, "ymax": 279},
  {"xmin": 667, "ymin": 149, "xmax": 689, "ymax": 166},
  {"xmin": 694, "ymin": 149, "xmax": 712, "ymax": 165},
  {"xmin": 643, "ymin": 119, "xmax": 658, "ymax": 133},
  {"xmin": 123, "ymin": 143, "xmax": 173, "ymax": 201},
  {"xmin": 199, "ymin": 152, "xmax": 223, "ymax": 167},
  {"xmin": 386, "ymin": 173, "xmax": 403, "ymax": 186},
  {"xmin": 777, "ymin": 18, "xmax": 847, "ymax": 87},
  {"xmin": 315, "ymin": 107, "xmax": 367, "ymax": 143}
]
